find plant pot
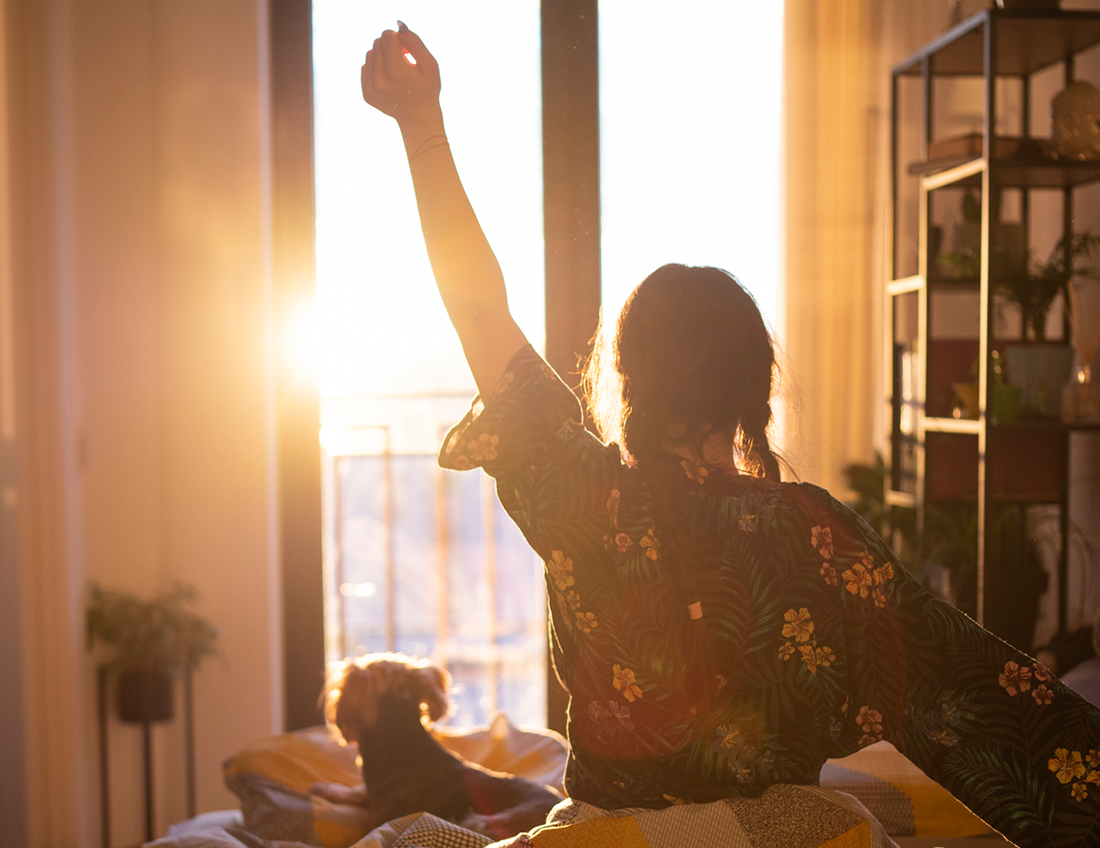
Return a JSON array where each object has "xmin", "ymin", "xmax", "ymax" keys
[
  {"xmin": 992, "ymin": 384, "xmax": 1022, "ymax": 424},
  {"xmin": 117, "ymin": 668, "xmax": 175, "ymax": 723},
  {"xmin": 1002, "ymin": 344, "xmax": 1074, "ymax": 418}
]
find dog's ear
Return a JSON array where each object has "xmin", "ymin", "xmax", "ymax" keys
[
  {"xmin": 321, "ymin": 659, "xmax": 381, "ymax": 745},
  {"xmin": 319, "ymin": 660, "xmax": 352, "ymax": 742},
  {"xmin": 414, "ymin": 664, "xmax": 451, "ymax": 723}
]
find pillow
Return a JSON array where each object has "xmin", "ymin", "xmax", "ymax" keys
[
  {"xmin": 223, "ymin": 717, "xmax": 568, "ymax": 848},
  {"xmin": 223, "ymin": 725, "xmax": 369, "ymax": 848},
  {"xmin": 821, "ymin": 742, "xmax": 989, "ymax": 838}
]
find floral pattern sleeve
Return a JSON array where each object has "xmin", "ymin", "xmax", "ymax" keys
[
  {"xmin": 438, "ymin": 343, "xmax": 620, "ymax": 572},
  {"xmin": 804, "ymin": 488, "xmax": 1100, "ymax": 847}
]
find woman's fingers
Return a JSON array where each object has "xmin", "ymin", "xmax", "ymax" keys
[
  {"xmin": 396, "ymin": 26, "xmax": 440, "ymax": 86},
  {"xmin": 360, "ymin": 25, "xmax": 442, "ymax": 120},
  {"xmin": 371, "ymin": 36, "xmax": 386, "ymax": 90}
]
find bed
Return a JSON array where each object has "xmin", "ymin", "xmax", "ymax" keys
[{"xmin": 147, "ymin": 712, "xmax": 1007, "ymax": 848}]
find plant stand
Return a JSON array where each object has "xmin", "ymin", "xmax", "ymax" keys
[{"xmin": 96, "ymin": 666, "xmax": 197, "ymax": 847}]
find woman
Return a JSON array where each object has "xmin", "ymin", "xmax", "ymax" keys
[{"xmin": 361, "ymin": 24, "xmax": 1100, "ymax": 847}]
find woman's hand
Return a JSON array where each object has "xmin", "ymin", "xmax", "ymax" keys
[
  {"xmin": 361, "ymin": 24, "xmax": 442, "ymax": 139},
  {"xmin": 361, "ymin": 24, "xmax": 528, "ymax": 396}
]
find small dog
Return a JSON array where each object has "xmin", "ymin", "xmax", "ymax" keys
[{"xmin": 314, "ymin": 653, "xmax": 563, "ymax": 840}]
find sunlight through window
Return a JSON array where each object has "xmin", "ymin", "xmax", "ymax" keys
[
  {"xmin": 313, "ymin": 1, "xmax": 784, "ymax": 729},
  {"xmin": 599, "ymin": 2, "xmax": 784, "ymax": 330}
]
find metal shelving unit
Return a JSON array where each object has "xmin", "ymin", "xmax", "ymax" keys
[{"xmin": 886, "ymin": 8, "xmax": 1100, "ymax": 640}]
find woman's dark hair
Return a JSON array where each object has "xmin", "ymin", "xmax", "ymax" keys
[
  {"xmin": 583, "ymin": 265, "xmax": 781, "ymax": 720},
  {"xmin": 584, "ymin": 264, "xmax": 780, "ymax": 478}
]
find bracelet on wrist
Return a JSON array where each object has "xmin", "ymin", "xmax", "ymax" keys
[{"xmin": 408, "ymin": 134, "xmax": 449, "ymax": 165}]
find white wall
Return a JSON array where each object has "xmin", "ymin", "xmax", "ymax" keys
[{"xmin": 4, "ymin": 1, "xmax": 286, "ymax": 845}]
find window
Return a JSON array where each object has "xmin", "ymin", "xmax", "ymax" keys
[
  {"xmin": 599, "ymin": 1, "xmax": 784, "ymax": 326},
  {"xmin": 312, "ymin": 0, "xmax": 546, "ymax": 727},
  {"xmin": 311, "ymin": 0, "xmax": 785, "ymax": 729}
]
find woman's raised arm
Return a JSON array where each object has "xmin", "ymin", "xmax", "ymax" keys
[{"xmin": 361, "ymin": 25, "xmax": 529, "ymax": 397}]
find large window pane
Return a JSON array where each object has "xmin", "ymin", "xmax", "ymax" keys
[
  {"xmin": 313, "ymin": 1, "xmax": 545, "ymax": 728},
  {"xmin": 599, "ymin": 1, "xmax": 784, "ymax": 328}
]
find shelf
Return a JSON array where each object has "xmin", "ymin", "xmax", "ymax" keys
[
  {"xmin": 924, "ymin": 416, "xmax": 981, "ymax": 435},
  {"xmin": 911, "ymin": 155, "xmax": 1100, "ymax": 189},
  {"xmin": 887, "ymin": 275, "xmax": 923, "ymax": 296},
  {"xmin": 992, "ymin": 418, "xmax": 1100, "ymax": 432},
  {"xmin": 894, "ymin": 10, "xmax": 1100, "ymax": 78},
  {"xmin": 885, "ymin": 491, "xmax": 917, "ymax": 509}
]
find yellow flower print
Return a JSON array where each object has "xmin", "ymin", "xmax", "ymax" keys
[
  {"xmin": 816, "ymin": 645, "xmax": 836, "ymax": 668},
  {"xmin": 1049, "ymin": 748, "xmax": 1087, "ymax": 784},
  {"xmin": 450, "ymin": 455, "xmax": 473, "ymax": 471},
  {"xmin": 662, "ymin": 794, "xmax": 688, "ymax": 806},
  {"xmin": 811, "ymin": 525, "xmax": 834, "ymax": 558},
  {"xmin": 1072, "ymin": 783, "xmax": 1089, "ymax": 802},
  {"xmin": 493, "ymin": 371, "xmax": 514, "ymax": 395},
  {"xmin": 640, "ymin": 528, "xmax": 660, "ymax": 560},
  {"xmin": 799, "ymin": 644, "xmax": 819, "ymax": 674},
  {"xmin": 564, "ymin": 590, "xmax": 582, "ymax": 610},
  {"xmin": 739, "ymin": 513, "xmax": 757, "ymax": 532},
  {"xmin": 859, "ymin": 551, "xmax": 875, "ymax": 570},
  {"xmin": 778, "ymin": 641, "xmax": 795, "ymax": 660},
  {"xmin": 467, "ymin": 433, "xmax": 500, "ymax": 462},
  {"xmin": 820, "ymin": 563, "xmax": 838, "ymax": 586},
  {"xmin": 872, "ymin": 586, "xmax": 887, "ymax": 609},
  {"xmin": 998, "ymin": 660, "xmax": 1032, "ymax": 696},
  {"xmin": 875, "ymin": 561, "xmax": 895, "ymax": 584},
  {"xmin": 546, "ymin": 550, "xmax": 574, "ymax": 591},
  {"xmin": 1089, "ymin": 750, "xmax": 1100, "ymax": 769},
  {"xmin": 843, "ymin": 563, "xmax": 872, "ymax": 599},
  {"xmin": 612, "ymin": 664, "xmax": 642, "ymax": 702},
  {"xmin": 782, "ymin": 608, "xmax": 815, "ymax": 643},
  {"xmin": 680, "ymin": 458, "xmax": 708, "ymax": 485},
  {"xmin": 575, "ymin": 611, "xmax": 598, "ymax": 633},
  {"xmin": 1034, "ymin": 663, "xmax": 1053, "ymax": 683},
  {"xmin": 1087, "ymin": 770, "xmax": 1100, "ymax": 786}
]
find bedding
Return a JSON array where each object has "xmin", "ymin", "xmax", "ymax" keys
[{"xmin": 148, "ymin": 720, "xmax": 998, "ymax": 848}]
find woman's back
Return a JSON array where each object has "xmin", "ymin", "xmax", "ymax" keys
[{"xmin": 441, "ymin": 346, "xmax": 1100, "ymax": 844}]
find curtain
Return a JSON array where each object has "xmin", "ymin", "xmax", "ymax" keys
[{"xmin": 780, "ymin": 0, "xmax": 967, "ymax": 496}]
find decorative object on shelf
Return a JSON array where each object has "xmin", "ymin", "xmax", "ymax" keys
[
  {"xmin": 1052, "ymin": 80, "xmax": 1100, "ymax": 161},
  {"xmin": 951, "ymin": 381, "xmax": 980, "ymax": 420},
  {"xmin": 1004, "ymin": 344, "xmax": 1075, "ymax": 417},
  {"xmin": 990, "ymin": 349, "xmax": 1021, "ymax": 425},
  {"xmin": 1064, "ymin": 280, "xmax": 1100, "ymax": 422}
]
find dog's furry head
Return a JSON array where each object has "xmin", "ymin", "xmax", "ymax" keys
[{"xmin": 321, "ymin": 652, "xmax": 452, "ymax": 746}]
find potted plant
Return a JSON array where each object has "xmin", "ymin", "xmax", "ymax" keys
[
  {"xmin": 997, "ymin": 233, "xmax": 1100, "ymax": 416},
  {"xmin": 941, "ymin": 231, "xmax": 1100, "ymax": 416},
  {"xmin": 86, "ymin": 582, "xmax": 219, "ymax": 723}
]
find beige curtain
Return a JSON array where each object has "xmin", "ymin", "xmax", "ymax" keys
[
  {"xmin": 780, "ymin": 0, "xmax": 971, "ymax": 496},
  {"xmin": 781, "ymin": 0, "xmax": 884, "ymax": 496}
]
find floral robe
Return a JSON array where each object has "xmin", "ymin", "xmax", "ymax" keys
[{"xmin": 439, "ymin": 345, "xmax": 1100, "ymax": 847}]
